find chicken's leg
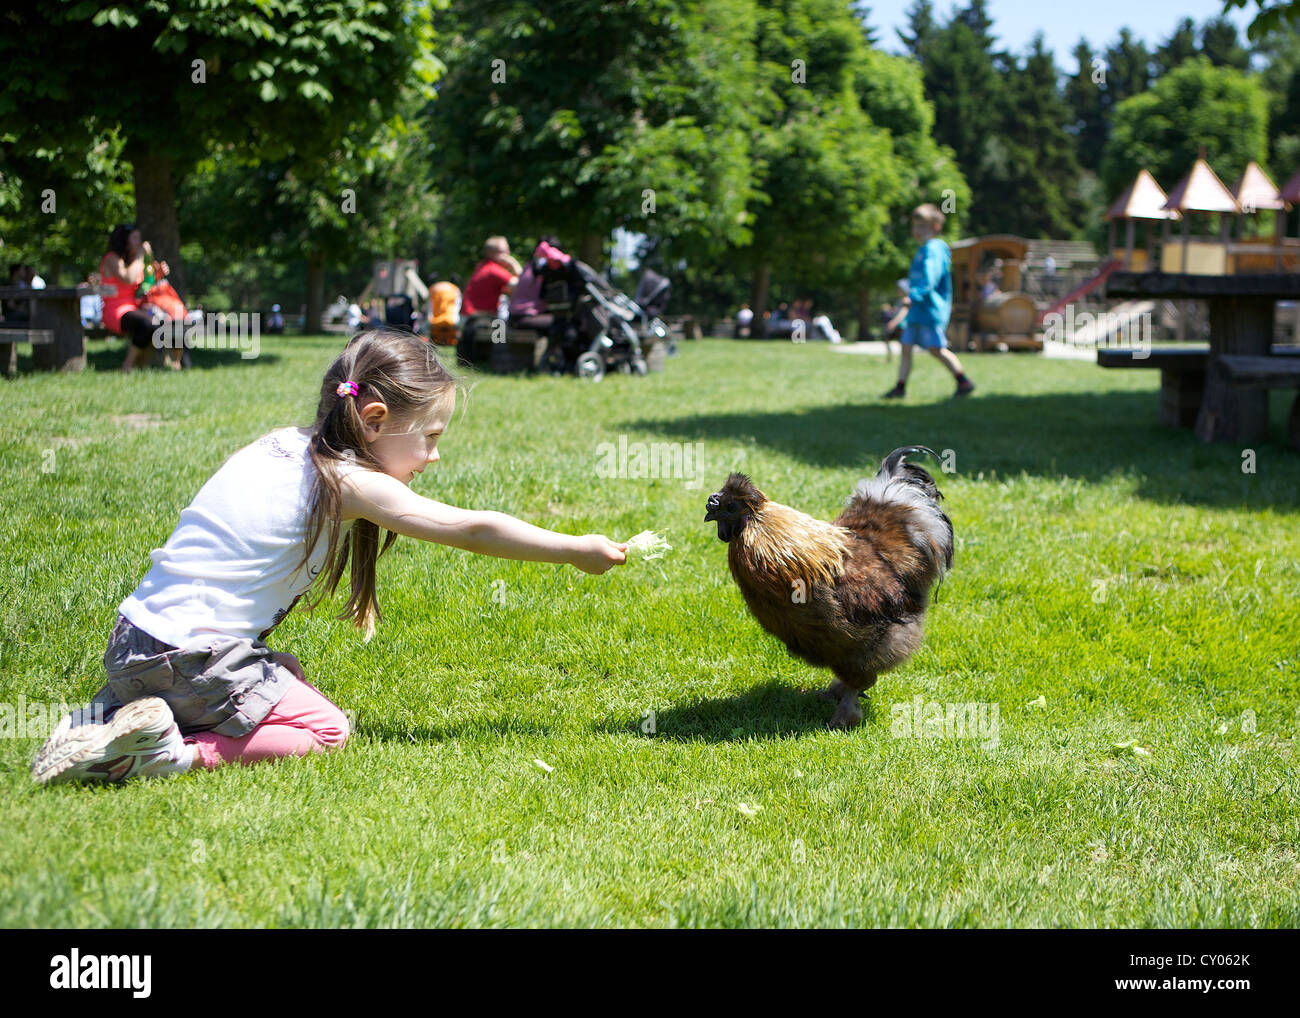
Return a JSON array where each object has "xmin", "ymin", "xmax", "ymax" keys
[
  {"xmin": 826, "ymin": 670, "xmax": 874, "ymax": 729},
  {"xmin": 828, "ymin": 689, "xmax": 863, "ymax": 729},
  {"xmin": 817, "ymin": 678, "xmax": 848, "ymax": 703}
]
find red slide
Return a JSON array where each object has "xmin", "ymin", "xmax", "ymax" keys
[{"xmin": 1037, "ymin": 259, "xmax": 1123, "ymax": 324}]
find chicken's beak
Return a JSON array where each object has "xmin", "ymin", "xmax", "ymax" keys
[{"xmin": 704, "ymin": 493, "xmax": 722, "ymax": 522}]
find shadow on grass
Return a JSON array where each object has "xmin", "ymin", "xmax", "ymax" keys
[
  {"xmin": 624, "ymin": 389, "xmax": 1300, "ymax": 511},
  {"xmin": 64, "ymin": 341, "xmax": 283, "ymax": 373},
  {"xmin": 594, "ymin": 680, "xmax": 879, "ymax": 742}
]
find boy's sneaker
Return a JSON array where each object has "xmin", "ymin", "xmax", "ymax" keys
[
  {"xmin": 882, "ymin": 383, "xmax": 906, "ymax": 399},
  {"xmin": 954, "ymin": 378, "xmax": 976, "ymax": 398},
  {"xmin": 31, "ymin": 697, "xmax": 191, "ymax": 785}
]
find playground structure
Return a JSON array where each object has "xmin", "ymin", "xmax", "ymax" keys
[
  {"xmin": 947, "ymin": 235, "xmax": 1105, "ymax": 352},
  {"xmin": 945, "ymin": 154, "xmax": 1300, "ymax": 353}
]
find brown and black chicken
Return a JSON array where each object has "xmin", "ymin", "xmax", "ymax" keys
[{"xmin": 704, "ymin": 447, "xmax": 954, "ymax": 729}]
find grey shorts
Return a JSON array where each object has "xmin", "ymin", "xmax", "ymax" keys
[{"xmin": 92, "ymin": 614, "xmax": 295, "ymax": 738}]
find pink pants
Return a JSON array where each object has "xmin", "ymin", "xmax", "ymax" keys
[{"xmin": 185, "ymin": 677, "xmax": 349, "ymax": 769}]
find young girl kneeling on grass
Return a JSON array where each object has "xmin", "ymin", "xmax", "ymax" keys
[{"xmin": 32, "ymin": 329, "xmax": 627, "ymax": 785}]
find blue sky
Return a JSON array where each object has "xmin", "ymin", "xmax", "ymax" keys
[{"xmin": 864, "ymin": 1, "xmax": 1260, "ymax": 67}]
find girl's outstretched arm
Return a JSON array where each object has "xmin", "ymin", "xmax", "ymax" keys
[{"xmin": 340, "ymin": 469, "xmax": 626, "ymax": 574}]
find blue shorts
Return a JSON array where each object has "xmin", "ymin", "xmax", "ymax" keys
[{"xmin": 901, "ymin": 323, "xmax": 948, "ymax": 349}]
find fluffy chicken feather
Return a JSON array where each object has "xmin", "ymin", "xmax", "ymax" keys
[{"xmin": 704, "ymin": 447, "xmax": 954, "ymax": 729}]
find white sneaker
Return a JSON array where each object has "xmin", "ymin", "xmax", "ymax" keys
[{"xmin": 31, "ymin": 697, "xmax": 192, "ymax": 785}]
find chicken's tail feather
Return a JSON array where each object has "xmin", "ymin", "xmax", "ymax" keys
[
  {"xmin": 881, "ymin": 445, "xmax": 939, "ymax": 475},
  {"xmin": 847, "ymin": 444, "xmax": 955, "ymax": 583}
]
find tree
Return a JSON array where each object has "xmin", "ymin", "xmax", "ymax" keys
[
  {"xmin": 1100, "ymin": 58, "xmax": 1269, "ymax": 201},
  {"xmin": 1221, "ymin": 0, "xmax": 1300, "ymax": 42},
  {"xmin": 1255, "ymin": 26, "xmax": 1300, "ymax": 173},
  {"xmin": 1155, "ymin": 18, "xmax": 1200, "ymax": 76},
  {"xmin": 1103, "ymin": 29, "xmax": 1154, "ymax": 109},
  {"xmin": 851, "ymin": 46, "xmax": 967, "ymax": 337},
  {"xmin": 992, "ymin": 36, "xmax": 1085, "ymax": 239},
  {"xmin": 1200, "ymin": 16, "xmax": 1250, "ymax": 69},
  {"xmin": 912, "ymin": 4, "xmax": 1005, "ymax": 235},
  {"xmin": 0, "ymin": 1, "xmax": 438, "ymax": 294},
  {"xmin": 897, "ymin": 0, "xmax": 937, "ymax": 57},
  {"xmin": 736, "ymin": 0, "xmax": 903, "ymax": 315},
  {"xmin": 427, "ymin": 0, "xmax": 759, "ymax": 271},
  {"xmin": 955, "ymin": 0, "xmax": 996, "ymax": 47},
  {"xmin": 1066, "ymin": 40, "xmax": 1108, "ymax": 172},
  {"xmin": 0, "ymin": 126, "xmax": 134, "ymax": 285},
  {"xmin": 179, "ymin": 85, "xmax": 443, "ymax": 325},
  {"xmin": 851, "ymin": 2, "xmax": 880, "ymax": 46}
]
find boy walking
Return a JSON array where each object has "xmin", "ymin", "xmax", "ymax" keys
[{"xmin": 883, "ymin": 204, "xmax": 975, "ymax": 399}]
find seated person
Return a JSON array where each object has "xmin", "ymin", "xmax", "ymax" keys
[
  {"xmin": 463, "ymin": 236, "xmax": 522, "ymax": 316},
  {"xmin": 508, "ymin": 240, "xmax": 578, "ymax": 333},
  {"xmin": 99, "ymin": 223, "xmax": 183, "ymax": 372},
  {"xmin": 735, "ymin": 304, "xmax": 753, "ymax": 338},
  {"xmin": 430, "ymin": 275, "xmax": 462, "ymax": 346},
  {"xmin": 2, "ymin": 263, "xmax": 30, "ymax": 322}
]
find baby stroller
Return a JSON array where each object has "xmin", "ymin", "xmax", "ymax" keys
[
  {"xmin": 632, "ymin": 266, "xmax": 675, "ymax": 357},
  {"xmin": 543, "ymin": 262, "xmax": 671, "ymax": 381}
]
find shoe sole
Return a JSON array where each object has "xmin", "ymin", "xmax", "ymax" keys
[{"xmin": 31, "ymin": 697, "xmax": 174, "ymax": 785}]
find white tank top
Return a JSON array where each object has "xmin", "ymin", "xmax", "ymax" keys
[{"xmin": 119, "ymin": 426, "xmax": 362, "ymax": 648}]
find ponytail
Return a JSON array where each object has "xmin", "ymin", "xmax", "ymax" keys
[{"xmin": 296, "ymin": 329, "xmax": 458, "ymax": 639}]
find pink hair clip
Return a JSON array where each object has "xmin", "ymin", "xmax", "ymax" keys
[{"xmin": 336, "ymin": 380, "xmax": 359, "ymax": 398}]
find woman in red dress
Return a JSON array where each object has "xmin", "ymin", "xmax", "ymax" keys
[{"xmin": 100, "ymin": 223, "xmax": 183, "ymax": 372}]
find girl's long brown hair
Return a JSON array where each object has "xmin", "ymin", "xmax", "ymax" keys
[{"xmin": 296, "ymin": 329, "xmax": 458, "ymax": 640}]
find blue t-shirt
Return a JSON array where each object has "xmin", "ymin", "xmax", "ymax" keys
[{"xmin": 906, "ymin": 238, "xmax": 952, "ymax": 330}]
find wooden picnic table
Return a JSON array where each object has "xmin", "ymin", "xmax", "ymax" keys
[
  {"xmin": 1105, "ymin": 272, "xmax": 1300, "ymax": 443},
  {"xmin": 0, "ymin": 284, "xmax": 111, "ymax": 375}
]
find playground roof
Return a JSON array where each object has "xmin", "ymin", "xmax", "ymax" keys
[
  {"xmin": 1232, "ymin": 161, "xmax": 1286, "ymax": 212},
  {"xmin": 1163, "ymin": 158, "xmax": 1240, "ymax": 215},
  {"xmin": 1280, "ymin": 169, "xmax": 1300, "ymax": 208},
  {"xmin": 1106, "ymin": 169, "xmax": 1179, "ymax": 221}
]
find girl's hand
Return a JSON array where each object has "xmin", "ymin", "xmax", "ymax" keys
[
  {"xmin": 155, "ymin": 260, "xmax": 169, "ymax": 279},
  {"xmin": 142, "ymin": 241, "xmax": 154, "ymax": 257},
  {"xmin": 571, "ymin": 535, "xmax": 627, "ymax": 574}
]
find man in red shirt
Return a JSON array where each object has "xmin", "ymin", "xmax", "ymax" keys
[{"xmin": 462, "ymin": 236, "xmax": 523, "ymax": 315}]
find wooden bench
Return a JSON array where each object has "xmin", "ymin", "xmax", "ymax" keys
[
  {"xmin": 664, "ymin": 314, "xmax": 702, "ymax": 340},
  {"xmin": 456, "ymin": 315, "xmax": 548, "ymax": 374},
  {"xmin": 1213, "ymin": 354, "xmax": 1300, "ymax": 448},
  {"xmin": 1097, "ymin": 347, "xmax": 1211, "ymax": 428},
  {"xmin": 1106, "ymin": 272, "xmax": 1300, "ymax": 442},
  {"xmin": 0, "ymin": 326, "xmax": 55, "ymax": 378},
  {"xmin": 0, "ymin": 284, "xmax": 111, "ymax": 374},
  {"xmin": 1099, "ymin": 345, "xmax": 1300, "ymax": 430}
]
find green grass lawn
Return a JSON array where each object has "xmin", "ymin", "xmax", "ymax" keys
[{"xmin": 1, "ymin": 334, "xmax": 1298, "ymax": 927}]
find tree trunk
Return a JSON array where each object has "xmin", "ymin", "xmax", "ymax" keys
[
  {"xmin": 126, "ymin": 141, "xmax": 185, "ymax": 296},
  {"xmin": 751, "ymin": 264, "xmax": 771, "ymax": 329},
  {"xmin": 304, "ymin": 251, "xmax": 324, "ymax": 335},
  {"xmin": 579, "ymin": 232, "xmax": 604, "ymax": 268},
  {"xmin": 857, "ymin": 286, "xmax": 873, "ymax": 343}
]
